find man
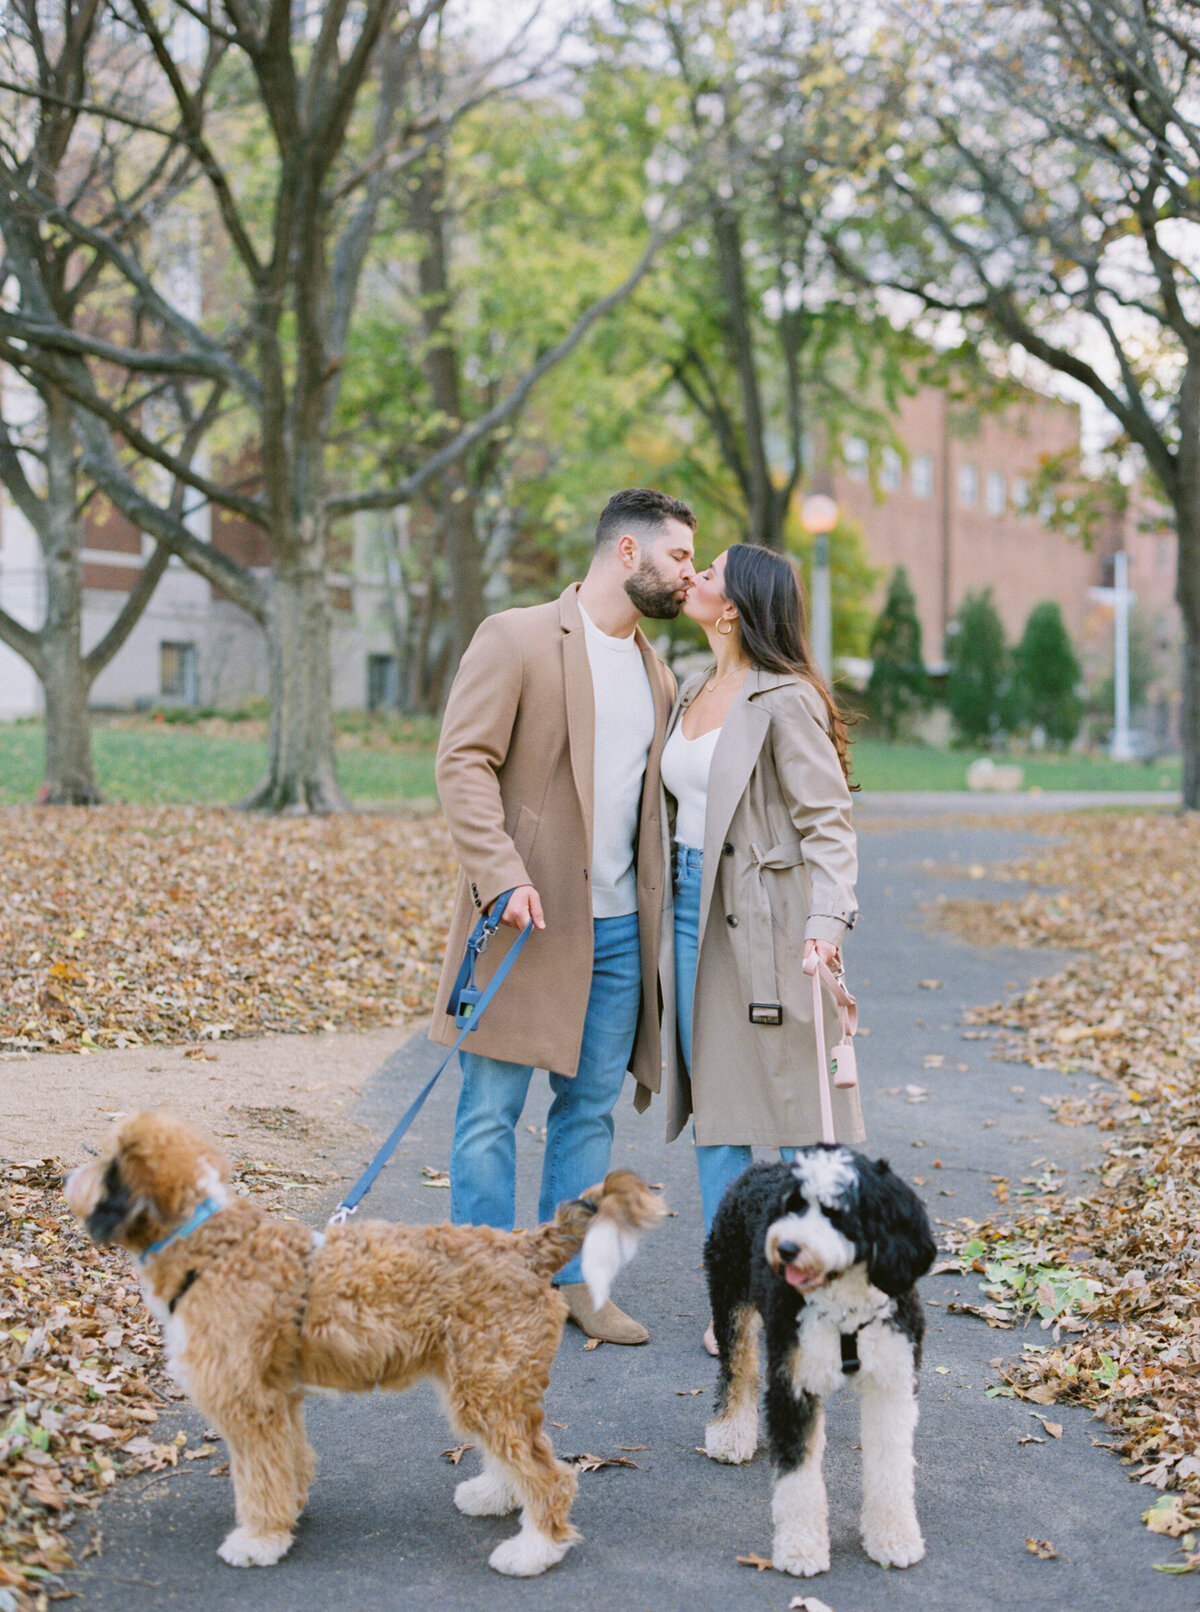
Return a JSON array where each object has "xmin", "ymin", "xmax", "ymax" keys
[{"xmin": 429, "ymin": 488, "xmax": 697, "ymax": 1343}]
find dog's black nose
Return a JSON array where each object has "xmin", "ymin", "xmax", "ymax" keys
[{"xmin": 776, "ymin": 1241, "xmax": 799, "ymax": 1263}]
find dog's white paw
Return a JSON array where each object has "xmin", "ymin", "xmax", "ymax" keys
[
  {"xmin": 862, "ymin": 1521, "xmax": 925, "ymax": 1569},
  {"xmin": 217, "ymin": 1527, "xmax": 293, "ymax": 1567},
  {"xmin": 455, "ymin": 1465, "xmax": 519, "ymax": 1517},
  {"xmin": 772, "ymin": 1534, "xmax": 831, "ymax": 1578},
  {"xmin": 488, "ymin": 1523, "xmax": 572, "ymax": 1577},
  {"xmin": 704, "ymin": 1408, "xmax": 758, "ymax": 1465}
]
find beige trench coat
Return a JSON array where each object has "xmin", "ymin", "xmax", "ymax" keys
[
  {"xmin": 429, "ymin": 583, "xmax": 675, "ymax": 1108},
  {"xmin": 660, "ymin": 665, "xmax": 866, "ymax": 1147}
]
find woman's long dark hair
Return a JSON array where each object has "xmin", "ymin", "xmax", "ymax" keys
[{"xmin": 722, "ymin": 542, "xmax": 857, "ymax": 787}]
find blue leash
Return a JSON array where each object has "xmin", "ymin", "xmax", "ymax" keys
[{"xmin": 327, "ymin": 891, "xmax": 533, "ymax": 1226}]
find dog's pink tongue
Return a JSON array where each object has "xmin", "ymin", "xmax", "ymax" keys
[{"xmin": 784, "ymin": 1266, "xmax": 821, "ymax": 1290}]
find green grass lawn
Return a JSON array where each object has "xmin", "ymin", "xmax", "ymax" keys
[
  {"xmin": 0, "ymin": 723, "xmax": 437, "ymax": 806},
  {"xmin": 0, "ymin": 720, "xmax": 1181, "ymax": 805},
  {"xmin": 852, "ymin": 737, "xmax": 1181, "ymax": 793}
]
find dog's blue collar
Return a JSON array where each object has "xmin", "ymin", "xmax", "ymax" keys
[{"xmin": 139, "ymin": 1196, "xmax": 224, "ymax": 1265}]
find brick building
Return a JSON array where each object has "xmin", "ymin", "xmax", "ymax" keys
[{"xmin": 831, "ymin": 386, "xmax": 1101, "ymax": 664}]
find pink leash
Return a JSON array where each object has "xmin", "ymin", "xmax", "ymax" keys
[{"xmin": 803, "ymin": 955, "xmax": 859, "ymax": 1145}]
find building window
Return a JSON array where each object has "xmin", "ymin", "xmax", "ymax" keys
[
  {"xmin": 1011, "ymin": 475, "xmax": 1030, "ymax": 512},
  {"xmin": 843, "ymin": 436, "xmax": 868, "ymax": 482},
  {"xmin": 986, "ymin": 469, "xmax": 1006, "ymax": 516},
  {"xmin": 367, "ymin": 653, "xmax": 399, "ymax": 713},
  {"xmin": 159, "ymin": 641, "xmax": 198, "ymax": 705},
  {"xmin": 880, "ymin": 446, "xmax": 903, "ymax": 491},
  {"xmin": 911, "ymin": 452, "xmax": 933, "ymax": 498},
  {"xmin": 958, "ymin": 462, "xmax": 979, "ymax": 507}
]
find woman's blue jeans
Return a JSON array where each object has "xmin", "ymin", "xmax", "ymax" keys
[
  {"xmin": 450, "ymin": 911, "xmax": 641, "ymax": 1284},
  {"xmin": 674, "ymin": 845, "xmax": 793, "ymax": 1236}
]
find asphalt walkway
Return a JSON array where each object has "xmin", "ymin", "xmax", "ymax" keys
[{"xmin": 72, "ymin": 810, "xmax": 1188, "ymax": 1611}]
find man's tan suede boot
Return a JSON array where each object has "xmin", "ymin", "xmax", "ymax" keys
[{"xmin": 559, "ymin": 1283, "xmax": 649, "ymax": 1345}]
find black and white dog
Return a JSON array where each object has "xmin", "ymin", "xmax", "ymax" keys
[{"xmin": 703, "ymin": 1147, "xmax": 937, "ymax": 1577}]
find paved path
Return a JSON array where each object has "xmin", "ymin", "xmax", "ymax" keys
[
  {"xmin": 71, "ymin": 813, "xmax": 1190, "ymax": 1610},
  {"xmin": 857, "ymin": 787, "xmax": 1180, "ymax": 814}
]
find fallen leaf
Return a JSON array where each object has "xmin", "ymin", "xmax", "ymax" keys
[
  {"xmin": 918, "ymin": 979, "xmax": 942, "ymax": 990},
  {"xmin": 1017, "ymin": 1435, "xmax": 1046, "ymax": 1446},
  {"xmin": 565, "ymin": 1453, "xmax": 639, "ymax": 1473},
  {"xmin": 420, "ymin": 1166, "xmax": 450, "ymax": 1189},
  {"xmin": 583, "ymin": 1337, "xmax": 602, "ymax": 1351},
  {"xmin": 789, "ymin": 1598, "xmax": 836, "ymax": 1612},
  {"xmin": 675, "ymin": 1388, "xmax": 705, "ymax": 1396},
  {"xmin": 441, "ymin": 1444, "xmax": 472, "ymax": 1465},
  {"xmin": 737, "ymin": 1552, "xmax": 774, "ymax": 1571},
  {"xmin": 1026, "ymin": 1538, "xmax": 1057, "ymax": 1559},
  {"xmin": 1037, "ymin": 1417, "xmax": 1063, "ymax": 1439}
]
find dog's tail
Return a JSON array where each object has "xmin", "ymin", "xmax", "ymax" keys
[{"xmin": 520, "ymin": 1171, "xmax": 667, "ymax": 1307}]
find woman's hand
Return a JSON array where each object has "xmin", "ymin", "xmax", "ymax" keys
[{"xmin": 803, "ymin": 938, "xmax": 843, "ymax": 975}]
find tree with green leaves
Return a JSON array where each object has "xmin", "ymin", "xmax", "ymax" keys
[
  {"xmin": 850, "ymin": 0, "xmax": 1200, "ymax": 805},
  {"xmin": 945, "ymin": 588, "xmax": 1007, "ymax": 746},
  {"xmin": 1011, "ymin": 601, "xmax": 1082, "ymax": 747},
  {"xmin": 866, "ymin": 566, "xmax": 930, "ymax": 740},
  {"xmin": 590, "ymin": 0, "xmax": 917, "ymax": 551},
  {"xmin": 0, "ymin": 2, "xmax": 680, "ymax": 806}
]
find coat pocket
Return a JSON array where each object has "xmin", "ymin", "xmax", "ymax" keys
[{"xmin": 512, "ymin": 804, "xmax": 540, "ymax": 863}]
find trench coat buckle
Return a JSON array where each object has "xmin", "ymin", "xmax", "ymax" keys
[{"xmin": 748, "ymin": 1001, "xmax": 784, "ymax": 1026}]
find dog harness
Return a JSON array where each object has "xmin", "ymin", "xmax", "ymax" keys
[{"xmin": 139, "ymin": 1195, "xmax": 224, "ymax": 1266}]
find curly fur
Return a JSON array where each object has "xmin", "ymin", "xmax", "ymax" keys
[
  {"xmin": 65, "ymin": 1110, "xmax": 664, "ymax": 1577},
  {"xmin": 703, "ymin": 1147, "xmax": 936, "ymax": 1577}
]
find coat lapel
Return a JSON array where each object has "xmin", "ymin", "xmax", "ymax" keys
[{"xmin": 558, "ymin": 584, "xmax": 595, "ymax": 856}]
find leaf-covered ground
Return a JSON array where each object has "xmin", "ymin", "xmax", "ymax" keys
[
  {"xmin": 0, "ymin": 1160, "xmax": 186, "ymax": 1608},
  {"xmin": 937, "ymin": 811, "xmax": 1200, "ymax": 1566},
  {"xmin": 0, "ymin": 807, "xmax": 457, "ymax": 1054}
]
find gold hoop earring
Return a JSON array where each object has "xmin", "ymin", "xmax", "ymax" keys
[{"xmin": 717, "ymin": 617, "xmax": 734, "ymax": 636}]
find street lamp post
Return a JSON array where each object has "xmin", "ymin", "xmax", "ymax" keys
[{"xmin": 800, "ymin": 493, "xmax": 838, "ymax": 682}]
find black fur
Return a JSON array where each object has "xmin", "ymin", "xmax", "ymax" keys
[{"xmin": 85, "ymin": 1157, "xmax": 151, "ymax": 1245}]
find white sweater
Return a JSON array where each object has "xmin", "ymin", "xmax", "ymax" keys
[{"xmin": 579, "ymin": 606, "xmax": 655, "ymax": 918}]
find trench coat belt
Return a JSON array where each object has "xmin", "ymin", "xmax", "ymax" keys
[{"xmin": 744, "ymin": 838, "xmax": 807, "ymax": 1012}]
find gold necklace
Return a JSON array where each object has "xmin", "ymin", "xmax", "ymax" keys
[{"xmin": 704, "ymin": 664, "xmax": 750, "ymax": 694}]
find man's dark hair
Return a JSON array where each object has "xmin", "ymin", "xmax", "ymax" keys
[{"xmin": 594, "ymin": 487, "xmax": 697, "ymax": 550}]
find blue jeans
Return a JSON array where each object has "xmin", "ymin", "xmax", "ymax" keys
[
  {"xmin": 450, "ymin": 912, "xmax": 641, "ymax": 1284},
  {"xmin": 674, "ymin": 845, "xmax": 793, "ymax": 1236}
]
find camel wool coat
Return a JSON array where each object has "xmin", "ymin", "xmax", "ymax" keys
[
  {"xmin": 661, "ymin": 665, "xmax": 866, "ymax": 1147},
  {"xmin": 429, "ymin": 583, "xmax": 675, "ymax": 1108}
]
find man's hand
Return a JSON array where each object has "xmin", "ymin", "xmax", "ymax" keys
[{"xmin": 494, "ymin": 885, "xmax": 545, "ymax": 931}]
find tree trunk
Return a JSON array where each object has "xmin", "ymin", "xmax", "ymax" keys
[
  {"xmin": 409, "ymin": 153, "xmax": 486, "ymax": 669},
  {"xmin": 40, "ymin": 391, "xmax": 102, "ymax": 804},
  {"xmin": 1176, "ymin": 497, "xmax": 1200, "ymax": 811},
  {"xmin": 240, "ymin": 540, "xmax": 347, "ymax": 813},
  {"xmin": 712, "ymin": 204, "xmax": 778, "ymax": 550}
]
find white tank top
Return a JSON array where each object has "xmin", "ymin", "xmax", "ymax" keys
[{"xmin": 661, "ymin": 721, "xmax": 720, "ymax": 851}]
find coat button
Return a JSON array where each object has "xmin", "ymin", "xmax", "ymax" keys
[
  {"xmin": 726, "ymin": 914, "xmax": 738, "ymax": 927},
  {"xmin": 723, "ymin": 842, "xmax": 734, "ymax": 855}
]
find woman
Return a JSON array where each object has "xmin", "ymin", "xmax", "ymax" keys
[{"xmin": 659, "ymin": 543, "xmax": 863, "ymax": 1351}]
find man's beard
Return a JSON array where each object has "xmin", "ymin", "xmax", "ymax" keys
[{"xmin": 624, "ymin": 557, "xmax": 685, "ymax": 619}]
